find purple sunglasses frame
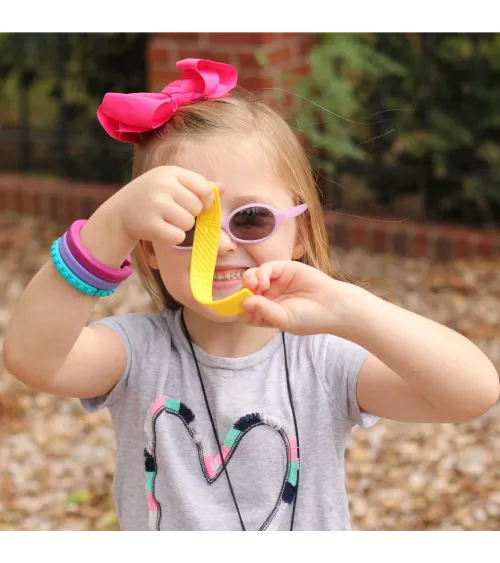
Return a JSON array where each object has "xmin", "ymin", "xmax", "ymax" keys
[{"xmin": 171, "ymin": 202, "xmax": 308, "ymax": 249}]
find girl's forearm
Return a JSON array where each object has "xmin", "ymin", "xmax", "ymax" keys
[
  {"xmin": 2, "ymin": 200, "xmax": 136, "ymax": 384},
  {"xmin": 334, "ymin": 285, "xmax": 499, "ymax": 416}
]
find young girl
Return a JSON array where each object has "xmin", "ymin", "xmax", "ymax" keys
[{"xmin": 3, "ymin": 58, "xmax": 498, "ymax": 532}]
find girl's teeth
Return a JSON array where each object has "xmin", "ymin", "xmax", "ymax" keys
[{"xmin": 214, "ymin": 270, "xmax": 244, "ymax": 281}]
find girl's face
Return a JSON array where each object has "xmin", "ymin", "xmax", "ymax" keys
[{"xmin": 142, "ymin": 138, "xmax": 305, "ymax": 322}]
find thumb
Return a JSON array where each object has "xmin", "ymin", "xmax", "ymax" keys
[{"xmin": 241, "ymin": 295, "xmax": 290, "ymax": 330}]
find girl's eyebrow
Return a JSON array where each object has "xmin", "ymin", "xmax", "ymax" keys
[{"xmin": 231, "ymin": 194, "xmax": 273, "ymax": 207}]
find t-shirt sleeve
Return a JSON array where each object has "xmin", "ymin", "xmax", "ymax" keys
[
  {"xmin": 311, "ymin": 333, "xmax": 379, "ymax": 428},
  {"xmin": 80, "ymin": 313, "xmax": 153, "ymax": 413}
]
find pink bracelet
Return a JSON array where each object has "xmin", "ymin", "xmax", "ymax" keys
[{"xmin": 66, "ymin": 219, "xmax": 133, "ymax": 283}]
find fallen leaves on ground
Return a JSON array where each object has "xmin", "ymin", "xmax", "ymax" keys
[{"xmin": 1, "ymin": 212, "xmax": 498, "ymax": 530}]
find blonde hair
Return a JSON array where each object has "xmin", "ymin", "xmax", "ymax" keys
[{"xmin": 131, "ymin": 91, "xmax": 338, "ymax": 313}]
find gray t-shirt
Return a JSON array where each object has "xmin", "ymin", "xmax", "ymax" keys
[{"xmin": 81, "ymin": 308, "xmax": 377, "ymax": 531}]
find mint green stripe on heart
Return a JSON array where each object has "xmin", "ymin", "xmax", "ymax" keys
[
  {"xmin": 145, "ymin": 471, "xmax": 155, "ymax": 492},
  {"xmin": 223, "ymin": 427, "xmax": 241, "ymax": 448},
  {"xmin": 165, "ymin": 397, "xmax": 180, "ymax": 412},
  {"xmin": 288, "ymin": 461, "xmax": 299, "ymax": 487}
]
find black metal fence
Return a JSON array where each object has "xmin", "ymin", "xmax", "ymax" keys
[{"xmin": 0, "ymin": 33, "xmax": 148, "ymax": 184}]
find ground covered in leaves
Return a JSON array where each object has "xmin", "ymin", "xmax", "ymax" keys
[{"xmin": 1, "ymin": 212, "xmax": 499, "ymax": 531}]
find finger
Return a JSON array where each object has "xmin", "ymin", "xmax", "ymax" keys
[
  {"xmin": 244, "ymin": 263, "xmax": 283, "ymax": 294},
  {"xmin": 175, "ymin": 168, "xmax": 214, "ymax": 211},
  {"xmin": 241, "ymin": 295, "xmax": 290, "ymax": 330},
  {"xmin": 172, "ymin": 184, "xmax": 205, "ymax": 217},
  {"xmin": 161, "ymin": 201, "xmax": 196, "ymax": 232},
  {"xmin": 242, "ymin": 268, "xmax": 260, "ymax": 292},
  {"xmin": 256, "ymin": 263, "xmax": 274, "ymax": 293},
  {"xmin": 260, "ymin": 261, "xmax": 296, "ymax": 301},
  {"xmin": 212, "ymin": 182, "xmax": 225, "ymax": 196},
  {"xmin": 147, "ymin": 217, "xmax": 187, "ymax": 245}
]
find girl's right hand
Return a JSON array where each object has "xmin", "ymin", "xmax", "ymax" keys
[{"xmin": 113, "ymin": 166, "xmax": 217, "ymax": 246}]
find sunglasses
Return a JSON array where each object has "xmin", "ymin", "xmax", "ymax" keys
[{"xmin": 171, "ymin": 202, "xmax": 308, "ymax": 249}]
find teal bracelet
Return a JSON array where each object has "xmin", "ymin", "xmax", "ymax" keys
[{"xmin": 51, "ymin": 239, "xmax": 116, "ymax": 297}]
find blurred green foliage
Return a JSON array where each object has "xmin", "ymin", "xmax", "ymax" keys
[
  {"xmin": 0, "ymin": 33, "xmax": 147, "ymax": 183},
  {"xmin": 294, "ymin": 33, "xmax": 500, "ymax": 226}
]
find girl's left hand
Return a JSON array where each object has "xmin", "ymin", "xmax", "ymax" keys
[{"xmin": 240, "ymin": 260, "xmax": 355, "ymax": 336}]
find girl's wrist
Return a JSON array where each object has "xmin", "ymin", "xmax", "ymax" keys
[
  {"xmin": 80, "ymin": 200, "xmax": 138, "ymax": 270},
  {"xmin": 325, "ymin": 281, "xmax": 377, "ymax": 342}
]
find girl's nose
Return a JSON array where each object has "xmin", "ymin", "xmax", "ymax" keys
[{"xmin": 217, "ymin": 227, "xmax": 237, "ymax": 254}]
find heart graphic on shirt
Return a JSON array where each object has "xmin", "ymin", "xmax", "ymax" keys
[{"xmin": 143, "ymin": 395, "xmax": 299, "ymax": 531}]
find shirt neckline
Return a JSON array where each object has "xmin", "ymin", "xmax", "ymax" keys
[{"xmin": 165, "ymin": 308, "xmax": 285, "ymax": 372}]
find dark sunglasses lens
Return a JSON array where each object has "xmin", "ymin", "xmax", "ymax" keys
[
  {"xmin": 178, "ymin": 221, "xmax": 196, "ymax": 247},
  {"xmin": 229, "ymin": 206, "xmax": 276, "ymax": 241}
]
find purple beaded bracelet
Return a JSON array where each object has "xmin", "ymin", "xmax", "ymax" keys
[
  {"xmin": 66, "ymin": 219, "xmax": 133, "ymax": 283},
  {"xmin": 58, "ymin": 233, "xmax": 120, "ymax": 291}
]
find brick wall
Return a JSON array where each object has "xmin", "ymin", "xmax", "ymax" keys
[
  {"xmin": 1, "ymin": 172, "xmax": 499, "ymax": 261},
  {"xmin": 0, "ymin": 174, "xmax": 118, "ymax": 225},
  {"xmin": 148, "ymin": 33, "xmax": 311, "ymax": 108}
]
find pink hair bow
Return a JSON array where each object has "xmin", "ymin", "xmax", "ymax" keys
[{"xmin": 97, "ymin": 58, "xmax": 238, "ymax": 144}]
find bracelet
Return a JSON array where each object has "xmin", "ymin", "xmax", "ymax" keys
[
  {"xmin": 59, "ymin": 233, "xmax": 120, "ymax": 291},
  {"xmin": 66, "ymin": 219, "xmax": 133, "ymax": 283},
  {"xmin": 51, "ymin": 239, "xmax": 116, "ymax": 297}
]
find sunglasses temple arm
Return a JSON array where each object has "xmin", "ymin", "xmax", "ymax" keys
[{"xmin": 276, "ymin": 203, "xmax": 308, "ymax": 221}]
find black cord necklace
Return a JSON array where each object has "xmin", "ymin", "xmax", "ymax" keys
[{"xmin": 180, "ymin": 308, "xmax": 300, "ymax": 531}]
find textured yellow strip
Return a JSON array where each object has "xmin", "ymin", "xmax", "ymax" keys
[{"xmin": 190, "ymin": 185, "xmax": 253, "ymax": 315}]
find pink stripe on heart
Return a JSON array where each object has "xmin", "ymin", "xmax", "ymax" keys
[
  {"xmin": 150, "ymin": 396, "xmax": 167, "ymax": 413},
  {"xmin": 289, "ymin": 436, "xmax": 299, "ymax": 462},
  {"xmin": 213, "ymin": 445, "xmax": 231, "ymax": 467},
  {"xmin": 146, "ymin": 491, "xmax": 158, "ymax": 512},
  {"xmin": 204, "ymin": 456, "xmax": 217, "ymax": 479}
]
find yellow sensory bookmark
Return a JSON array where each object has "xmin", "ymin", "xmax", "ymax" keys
[{"xmin": 190, "ymin": 185, "xmax": 253, "ymax": 315}]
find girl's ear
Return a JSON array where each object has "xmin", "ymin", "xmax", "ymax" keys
[
  {"xmin": 292, "ymin": 241, "xmax": 305, "ymax": 261},
  {"xmin": 141, "ymin": 240, "xmax": 159, "ymax": 270}
]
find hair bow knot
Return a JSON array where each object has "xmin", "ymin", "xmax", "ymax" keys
[{"xmin": 97, "ymin": 58, "xmax": 238, "ymax": 144}]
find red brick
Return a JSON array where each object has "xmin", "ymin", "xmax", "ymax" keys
[
  {"xmin": 285, "ymin": 63, "xmax": 310, "ymax": 77},
  {"xmin": 20, "ymin": 189, "xmax": 34, "ymax": 214},
  {"xmin": 266, "ymin": 46, "xmax": 294, "ymax": 65},
  {"xmin": 46, "ymin": 194, "xmax": 58, "ymax": 221},
  {"xmin": 14, "ymin": 189, "xmax": 23, "ymax": 213},
  {"xmin": 413, "ymin": 230, "xmax": 428, "ymax": 258},
  {"xmin": 238, "ymin": 52, "xmax": 259, "ymax": 69},
  {"xmin": 476, "ymin": 235, "xmax": 497, "ymax": 259},
  {"xmin": 179, "ymin": 49, "xmax": 233, "ymax": 65},
  {"xmin": 66, "ymin": 194, "xmax": 78, "ymax": 222},
  {"xmin": 332, "ymin": 222, "xmax": 349, "ymax": 249},
  {"xmin": 297, "ymin": 38, "xmax": 313, "ymax": 57},
  {"xmin": 392, "ymin": 229, "xmax": 409, "ymax": 256},
  {"xmin": 148, "ymin": 71, "xmax": 180, "ymax": 91},
  {"xmin": 493, "ymin": 240, "xmax": 500, "ymax": 259},
  {"xmin": 33, "ymin": 191, "xmax": 43, "ymax": 215},
  {"xmin": 282, "ymin": 90, "xmax": 298, "ymax": 110},
  {"xmin": 207, "ymin": 33, "xmax": 276, "ymax": 45},
  {"xmin": 239, "ymin": 75, "xmax": 275, "ymax": 92},
  {"xmin": 156, "ymin": 33, "xmax": 198, "ymax": 41},
  {"xmin": 453, "ymin": 232, "xmax": 472, "ymax": 259},
  {"xmin": 147, "ymin": 45, "xmax": 170, "ymax": 65},
  {"xmin": 434, "ymin": 235, "xmax": 454, "ymax": 261},
  {"xmin": 350, "ymin": 221, "xmax": 368, "ymax": 247},
  {"xmin": 370, "ymin": 227, "xmax": 388, "ymax": 253}
]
